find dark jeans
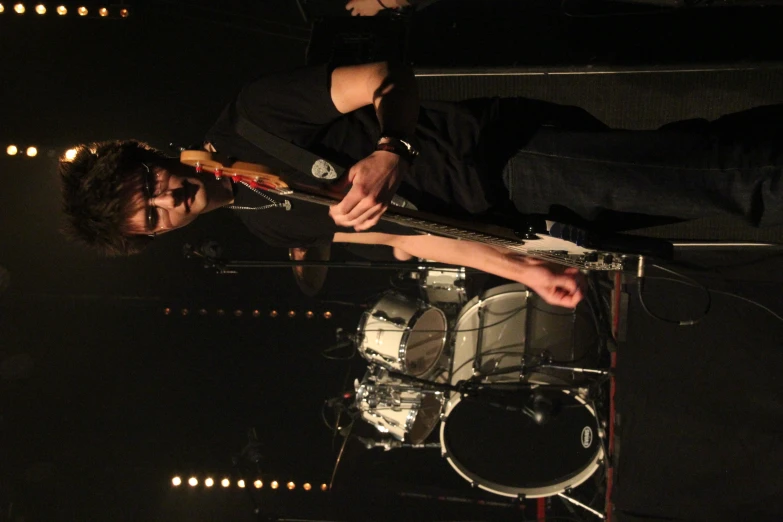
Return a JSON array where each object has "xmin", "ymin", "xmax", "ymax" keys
[{"xmin": 502, "ymin": 104, "xmax": 783, "ymax": 229}]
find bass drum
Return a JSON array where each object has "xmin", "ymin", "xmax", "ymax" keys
[
  {"xmin": 358, "ymin": 292, "xmax": 447, "ymax": 377},
  {"xmin": 450, "ymin": 283, "xmax": 599, "ymax": 387},
  {"xmin": 439, "ymin": 386, "xmax": 604, "ymax": 498}
]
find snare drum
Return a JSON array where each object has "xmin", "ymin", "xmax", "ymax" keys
[
  {"xmin": 355, "ymin": 366, "xmax": 444, "ymax": 443},
  {"xmin": 440, "ymin": 385, "xmax": 604, "ymax": 498},
  {"xmin": 358, "ymin": 292, "xmax": 447, "ymax": 377}
]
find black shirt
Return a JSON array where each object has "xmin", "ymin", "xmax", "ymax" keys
[{"xmin": 205, "ymin": 64, "xmax": 515, "ymax": 247}]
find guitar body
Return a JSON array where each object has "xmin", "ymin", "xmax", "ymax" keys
[{"xmin": 180, "ymin": 150, "xmax": 672, "ymax": 270}]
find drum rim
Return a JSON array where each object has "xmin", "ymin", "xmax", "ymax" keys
[
  {"xmin": 438, "ymin": 390, "xmax": 604, "ymax": 498},
  {"xmin": 400, "ymin": 305, "xmax": 448, "ymax": 377}
]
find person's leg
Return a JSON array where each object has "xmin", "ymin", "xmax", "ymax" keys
[{"xmin": 503, "ymin": 105, "xmax": 783, "ymax": 227}]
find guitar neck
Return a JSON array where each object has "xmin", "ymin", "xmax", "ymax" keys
[{"xmin": 272, "ymin": 187, "xmax": 582, "ymax": 267}]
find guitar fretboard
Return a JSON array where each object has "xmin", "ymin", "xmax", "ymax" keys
[{"xmin": 274, "ymin": 189, "xmax": 592, "ymax": 268}]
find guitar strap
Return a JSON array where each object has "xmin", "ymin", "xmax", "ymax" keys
[
  {"xmin": 233, "ymin": 93, "xmax": 417, "ymax": 210},
  {"xmin": 234, "ymin": 93, "xmax": 346, "ymax": 185}
]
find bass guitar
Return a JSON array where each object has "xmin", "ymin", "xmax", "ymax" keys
[{"xmin": 180, "ymin": 150, "xmax": 672, "ymax": 271}]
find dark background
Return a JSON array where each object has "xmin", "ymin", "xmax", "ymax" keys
[{"xmin": 2, "ymin": 1, "xmax": 783, "ymax": 521}]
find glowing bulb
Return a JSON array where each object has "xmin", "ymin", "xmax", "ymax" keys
[
  {"xmin": 0, "ymin": 4, "xmax": 5, "ymax": 13},
  {"xmin": 7, "ymin": 145, "xmax": 18, "ymax": 156},
  {"xmin": 303, "ymin": 483, "xmax": 312, "ymax": 491},
  {"xmin": 233, "ymin": 309, "xmax": 243, "ymax": 317},
  {"xmin": 269, "ymin": 310, "xmax": 278, "ymax": 318},
  {"xmin": 221, "ymin": 478, "xmax": 230, "ymax": 488},
  {"xmin": 171, "ymin": 476, "xmax": 182, "ymax": 486},
  {"xmin": 237, "ymin": 479, "xmax": 246, "ymax": 488},
  {"xmin": 205, "ymin": 478, "xmax": 214, "ymax": 488},
  {"xmin": 98, "ymin": 7, "xmax": 107, "ymax": 16},
  {"xmin": 253, "ymin": 479, "xmax": 262, "ymax": 489},
  {"xmin": 188, "ymin": 477, "xmax": 198, "ymax": 487},
  {"xmin": 321, "ymin": 483, "xmax": 328, "ymax": 491},
  {"xmin": 252, "ymin": 310, "xmax": 260, "ymax": 317},
  {"xmin": 305, "ymin": 311, "xmax": 314, "ymax": 319},
  {"xmin": 287, "ymin": 310, "xmax": 296, "ymax": 318},
  {"xmin": 56, "ymin": 5, "xmax": 66, "ymax": 15},
  {"xmin": 119, "ymin": 7, "xmax": 128, "ymax": 17},
  {"xmin": 77, "ymin": 6, "xmax": 87, "ymax": 15},
  {"xmin": 26, "ymin": 146, "xmax": 37, "ymax": 157},
  {"xmin": 14, "ymin": 3, "xmax": 24, "ymax": 14},
  {"xmin": 34, "ymin": 4, "xmax": 44, "ymax": 14},
  {"xmin": 270, "ymin": 480, "xmax": 279, "ymax": 490},
  {"xmin": 323, "ymin": 311, "xmax": 332, "ymax": 319},
  {"xmin": 287, "ymin": 481, "xmax": 295, "ymax": 490},
  {"xmin": 63, "ymin": 148, "xmax": 77, "ymax": 160}
]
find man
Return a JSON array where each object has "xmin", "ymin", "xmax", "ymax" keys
[{"xmin": 60, "ymin": 62, "xmax": 782, "ymax": 307}]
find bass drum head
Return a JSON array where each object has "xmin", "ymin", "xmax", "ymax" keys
[
  {"xmin": 404, "ymin": 307, "xmax": 447, "ymax": 377},
  {"xmin": 440, "ymin": 388, "xmax": 603, "ymax": 498}
]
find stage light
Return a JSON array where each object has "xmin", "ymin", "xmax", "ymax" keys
[
  {"xmin": 270, "ymin": 480, "xmax": 279, "ymax": 490},
  {"xmin": 119, "ymin": 7, "xmax": 128, "ymax": 17},
  {"xmin": 221, "ymin": 478, "xmax": 230, "ymax": 488},
  {"xmin": 253, "ymin": 479, "xmax": 262, "ymax": 489},
  {"xmin": 269, "ymin": 310, "xmax": 278, "ymax": 318},
  {"xmin": 233, "ymin": 309, "xmax": 243, "ymax": 317},
  {"xmin": 305, "ymin": 311, "xmax": 314, "ymax": 319},
  {"xmin": 216, "ymin": 309, "xmax": 225, "ymax": 316},
  {"xmin": 77, "ymin": 6, "xmax": 86, "ymax": 15},
  {"xmin": 64, "ymin": 148, "xmax": 77, "ymax": 160},
  {"xmin": 323, "ymin": 311, "xmax": 332, "ymax": 319},
  {"xmin": 205, "ymin": 478, "xmax": 214, "ymax": 488},
  {"xmin": 0, "ymin": 4, "xmax": 5, "ymax": 13},
  {"xmin": 163, "ymin": 307, "xmax": 171, "ymax": 315},
  {"xmin": 13, "ymin": 3, "xmax": 24, "ymax": 14},
  {"xmin": 237, "ymin": 479, "xmax": 246, "ymax": 488},
  {"xmin": 34, "ymin": 4, "xmax": 44, "ymax": 14},
  {"xmin": 181, "ymin": 308, "xmax": 189, "ymax": 316},
  {"xmin": 198, "ymin": 308, "xmax": 207, "ymax": 316},
  {"xmin": 287, "ymin": 310, "xmax": 296, "ymax": 318},
  {"xmin": 26, "ymin": 146, "xmax": 37, "ymax": 157},
  {"xmin": 303, "ymin": 483, "xmax": 312, "ymax": 491},
  {"xmin": 171, "ymin": 476, "xmax": 182, "ymax": 486},
  {"xmin": 56, "ymin": 5, "xmax": 66, "ymax": 15},
  {"xmin": 252, "ymin": 309, "xmax": 260, "ymax": 318},
  {"xmin": 321, "ymin": 483, "xmax": 328, "ymax": 491},
  {"xmin": 188, "ymin": 477, "xmax": 198, "ymax": 487},
  {"xmin": 287, "ymin": 481, "xmax": 295, "ymax": 490},
  {"xmin": 7, "ymin": 145, "xmax": 18, "ymax": 156},
  {"xmin": 98, "ymin": 6, "xmax": 107, "ymax": 16}
]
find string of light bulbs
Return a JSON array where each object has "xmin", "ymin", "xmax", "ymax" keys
[
  {"xmin": 171, "ymin": 476, "xmax": 329, "ymax": 491},
  {"xmin": 0, "ymin": 3, "xmax": 130, "ymax": 17}
]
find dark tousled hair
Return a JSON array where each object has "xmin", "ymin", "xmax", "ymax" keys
[{"xmin": 59, "ymin": 140, "xmax": 167, "ymax": 256}]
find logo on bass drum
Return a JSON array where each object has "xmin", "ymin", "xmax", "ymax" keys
[{"xmin": 581, "ymin": 427, "xmax": 593, "ymax": 449}]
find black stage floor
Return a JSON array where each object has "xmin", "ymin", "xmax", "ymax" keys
[{"xmin": 612, "ymin": 246, "xmax": 783, "ymax": 522}]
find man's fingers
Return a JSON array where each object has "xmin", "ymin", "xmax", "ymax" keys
[{"xmin": 353, "ymin": 204, "xmax": 387, "ymax": 231}]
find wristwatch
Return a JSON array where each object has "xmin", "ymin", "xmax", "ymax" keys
[{"xmin": 376, "ymin": 136, "xmax": 420, "ymax": 163}]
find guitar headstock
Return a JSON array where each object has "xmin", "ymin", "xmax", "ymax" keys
[{"xmin": 180, "ymin": 150, "xmax": 289, "ymax": 191}]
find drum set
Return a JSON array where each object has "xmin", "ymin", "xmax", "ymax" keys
[{"xmin": 349, "ymin": 266, "xmax": 610, "ymax": 509}]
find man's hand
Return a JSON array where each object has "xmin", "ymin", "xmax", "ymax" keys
[
  {"xmin": 329, "ymin": 150, "xmax": 407, "ymax": 231},
  {"xmin": 345, "ymin": 0, "xmax": 386, "ymax": 16},
  {"xmin": 517, "ymin": 260, "xmax": 587, "ymax": 308}
]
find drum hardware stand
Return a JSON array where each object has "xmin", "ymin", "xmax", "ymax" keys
[
  {"xmin": 557, "ymin": 491, "xmax": 605, "ymax": 519},
  {"xmin": 354, "ymin": 435, "xmax": 440, "ymax": 451}
]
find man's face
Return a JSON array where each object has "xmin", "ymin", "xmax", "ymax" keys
[{"xmin": 126, "ymin": 163, "xmax": 233, "ymax": 236}]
